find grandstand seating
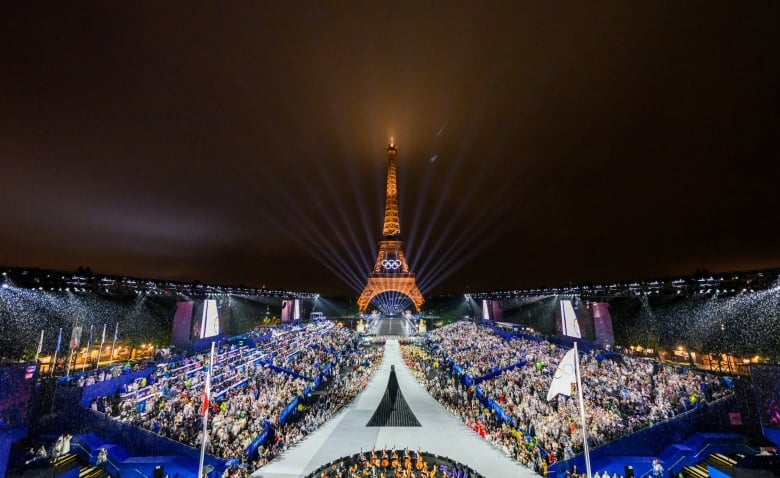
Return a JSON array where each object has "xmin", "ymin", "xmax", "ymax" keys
[{"xmin": 9, "ymin": 318, "xmax": 773, "ymax": 478}]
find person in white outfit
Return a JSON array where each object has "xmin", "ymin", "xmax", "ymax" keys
[
  {"xmin": 652, "ymin": 460, "xmax": 664, "ymax": 478},
  {"xmin": 97, "ymin": 448, "xmax": 108, "ymax": 467},
  {"xmin": 53, "ymin": 436, "xmax": 63, "ymax": 460}
]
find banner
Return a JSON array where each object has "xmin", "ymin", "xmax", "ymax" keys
[
  {"xmin": 560, "ymin": 300, "xmax": 582, "ymax": 339},
  {"xmin": 70, "ymin": 326, "xmax": 83, "ymax": 350},
  {"xmin": 36, "ymin": 330, "xmax": 44, "ymax": 358},
  {"xmin": 281, "ymin": 300, "xmax": 291, "ymax": 323},
  {"xmin": 172, "ymin": 301, "xmax": 194, "ymax": 348},
  {"xmin": 592, "ymin": 302, "xmax": 615, "ymax": 347}
]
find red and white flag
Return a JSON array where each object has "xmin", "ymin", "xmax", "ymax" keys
[
  {"xmin": 201, "ymin": 342, "xmax": 215, "ymax": 417},
  {"xmin": 201, "ymin": 366, "xmax": 211, "ymax": 416}
]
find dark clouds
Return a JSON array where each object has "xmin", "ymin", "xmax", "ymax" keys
[{"xmin": 1, "ymin": 2, "xmax": 779, "ymax": 296}]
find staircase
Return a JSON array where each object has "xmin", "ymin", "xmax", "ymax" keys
[
  {"xmin": 376, "ymin": 318, "xmax": 408, "ymax": 337},
  {"xmin": 682, "ymin": 453, "xmax": 741, "ymax": 478},
  {"xmin": 52, "ymin": 452, "xmax": 79, "ymax": 469},
  {"xmin": 704, "ymin": 453, "xmax": 738, "ymax": 468},
  {"xmin": 683, "ymin": 463, "xmax": 709, "ymax": 478},
  {"xmin": 78, "ymin": 464, "xmax": 110, "ymax": 478},
  {"xmin": 50, "ymin": 453, "xmax": 110, "ymax": 478}
]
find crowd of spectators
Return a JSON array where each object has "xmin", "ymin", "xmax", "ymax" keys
[
  {"xmin": 89, "ymin": 322, "xmax": 382, "ymax": 475},
  {"xmin": 428, "ymin": 322, "xmax": 528, "ymax": 377},
  {"xmin": 408, "ymin": 321, "xmax": 734, "ymax": 475},
  {"xmin": 223, "ymin": 345, "xmax": 384, "ymax": 476},
  {"xmin": 79, "ymin": 318, "xmax": 734, "ymax": 477}
]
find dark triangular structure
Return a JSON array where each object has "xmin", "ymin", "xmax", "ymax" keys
[{"xmin": 366, "ymin": 365, "xmax": 421, "ymax": 427}]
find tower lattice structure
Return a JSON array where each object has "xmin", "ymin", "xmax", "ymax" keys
[{"xmin": 357, "ymin": 140, "xmax": 424, "ymax": 314}]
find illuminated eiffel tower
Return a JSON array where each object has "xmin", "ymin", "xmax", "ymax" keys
[{"xmin": 357, "ymin": 139, "xmax": 424, "ymax": 314}]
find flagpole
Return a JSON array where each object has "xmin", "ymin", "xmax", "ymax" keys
[
  {"xmin": 66, "ymin": 324, "xmax": 79, "ymax": 377},
  {"xmin": 96, "ymin": 324, "xmax": 106, "ymax": 369},
  {"xmin": 82, "ymin": 325, "xmax": 93, "ymax": 371},
  {"xmin": 109, "ymin": 323, "xmax": 118, "ymax": 367},
  {"xmin": 573, "ymin": 341, "xmax": 592, "ymax": 478},
  {"xmin": 35, "ymin": 330, "xmax": 44, "ymax": 363},
  {"xmin": 198, "ymin": 341, "xmax": 216, "ymax": 478},
  {"xmin": 51, "ymin": 328, "xmax": 62, "ymax": 376}
]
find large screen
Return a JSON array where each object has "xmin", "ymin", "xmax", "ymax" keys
[
  {"xmin": 281, "ymin": 299, "xmax": 301, "ymax": 323},
  {"xmin": 171, "ymin": 301, "xmax": 194, "ymax": 348},
  {"xmin": 559, "ymin": 299, "xmax": 582, "ymax": 339},
  {"xmin": 192, "ymin": 299, "xmax": 228, "ymax": 339},
  {"xmin": 592, "ymin": 302, "xmax": 615, "ymax": 347},
  {"xmin": 178, "ymin": 300, "xmax": 231, "ymax": 342}
]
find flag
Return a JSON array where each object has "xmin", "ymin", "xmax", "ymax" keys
[
  {"xmin": 36, "ymin": 330, "xmax": 45, "ymax": 357},
  {"xmin": 88, "ymin": 325, "xmax": 93, "ymax": 344},
  {"xmin": 70, "ymin": 326, "xmax": 83, "ymax": 350},
  {"xmin": 547, "ymin": 348, "xmax": 578, "ymax": 401},
  {"xmin": 198, "ymin": 342, "xmax": 216, "ymax": 478},
  {"xmin": 56, "ymin": 328, "xmax": 63, "ymax": 353},
  {"xmin": 101, "ymin": 324, "xmax": 106, "ymax": 344},
  {"xmin": 113, "ymin": 323, "xmax": 119, "ymax": 342},
  {"xmin": 201, "ymin": 360, "xmax": 211, "ymax": 416},
  {"xmin": 201, "ymin": 378, "xmax": 210, "ymax": 416}
]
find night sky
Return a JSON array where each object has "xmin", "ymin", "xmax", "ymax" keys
[{"xmin": 2, "ymin": 2, "xmax": 779, "ymax": 297}]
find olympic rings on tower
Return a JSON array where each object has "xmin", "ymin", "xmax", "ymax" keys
[{"xmin": 381, "ymin": 259, "xmax": 402, "ymax": 270}]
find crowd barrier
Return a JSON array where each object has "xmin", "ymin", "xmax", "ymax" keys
[
  {"xmin": 244, "ymin": 422, "xmax": 274, "ymax": 458},
  {"xmin": 190, "ymin": 334, "xmax": 227, "ymax": 353},
  {"xmin": 472, "ymin": 359, "xmax": 527, "ymax": 384},
  {"xmin": 262, "ymin": 362, "xmax": 312, "ymax": 382},
  {"xmin": 78, "ymin": 367, "xmax": 155, "ymax": 408}
]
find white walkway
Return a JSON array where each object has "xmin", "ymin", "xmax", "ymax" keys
[{"xmin": 252, "ymin": 339, "xmax": 535, "ymax": 478}]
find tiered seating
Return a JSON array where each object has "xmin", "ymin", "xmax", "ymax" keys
[
  {"xmin": 114, "ymin": 339, "xmax": 277, "ymax": 417},
  {"xmin": 93, "ymin": 320, "xmax": 375, "ymax": 474},
  {"xmin": 415, "ymin": 321, "xmax": 736, "ymax": 474}
]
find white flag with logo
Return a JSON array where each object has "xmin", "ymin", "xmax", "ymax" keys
[{"xmin": 547, "ymin": 347, "xmax": 577, "ymax": 401}]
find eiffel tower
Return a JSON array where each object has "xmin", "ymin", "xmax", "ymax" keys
[{"xmin": 357, "ymin": 139, "xmax": 424, "ymax": 314}]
